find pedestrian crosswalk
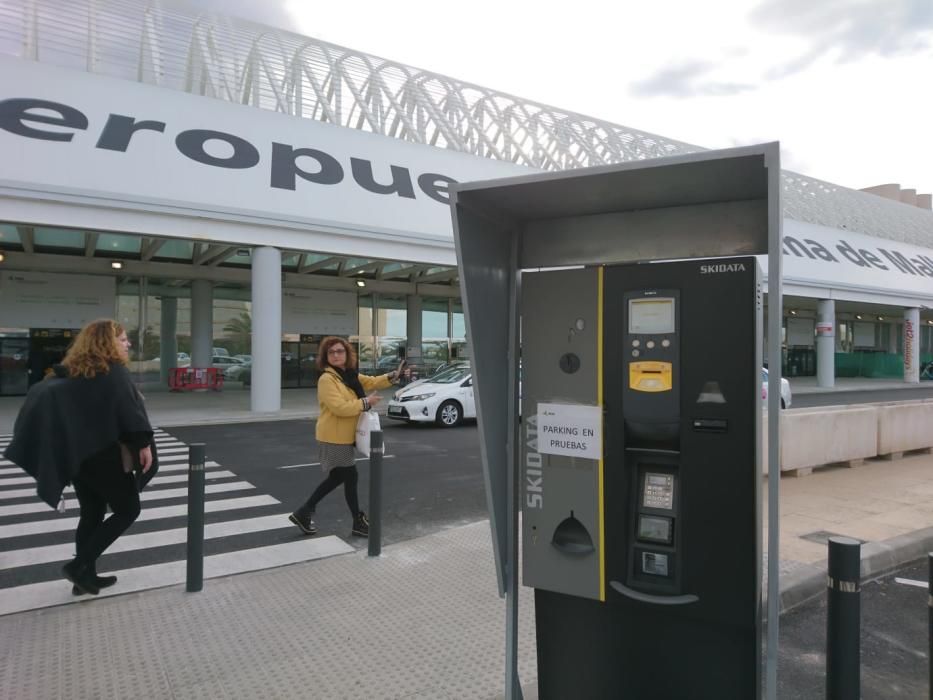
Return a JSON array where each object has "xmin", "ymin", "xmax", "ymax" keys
[{"xmin": 0, "ymin": 428, "xmax": 354, "ymax": 616}]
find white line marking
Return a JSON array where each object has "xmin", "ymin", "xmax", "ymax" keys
[
  {"xmin": 0, "ymin": 471, "xmax": 238, "ymax": 500},
  {"xmin": 0, "ymin": 460, "xmax": 222, "ymax": 488},
  {"xmin": 0, "ymin": 513, "xmax": 296, "ymax": 570},
  {"xmin": 0, "ymin": 495, "xmax": 279, "ymax": 539},
  {"xmin": 0, "ymin": 538, "xmax": 355, "ymax": 616},
  {"xmin": 894, "ymin": 577, "xmax": 928, "ymax": 589},
  {"xmin": 0, "ymin": 482, "xmax": 256, "ymax": 517},
  {"xmin": 277, "ymin": 454, "xmax": 396, "ymax": 469}
]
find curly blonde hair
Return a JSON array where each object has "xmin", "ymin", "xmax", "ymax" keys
[{"xmin": 61, "ymin": 319, "xmax": 127, "ymax": 378}]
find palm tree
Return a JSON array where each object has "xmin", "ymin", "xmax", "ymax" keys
[{"xmin": 223, "ymin": 311, "xmax": 252, "ymax": 355}]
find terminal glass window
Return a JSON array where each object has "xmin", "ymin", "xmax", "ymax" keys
[{"xmin": 422, "ymin": 298, "xmax": 450, "ymax": 373}]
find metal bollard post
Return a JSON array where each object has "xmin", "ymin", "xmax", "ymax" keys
[
  {"xmin": 367, "ymin": 430, "xmax": 384, "ymax": 557},
  {"xmin": 186, "ymin": 443, "xmax": 206, "ymax": 592},
  {"xmin": 826, "ymin": 536, "xmax": 861, "ymax": 700}
]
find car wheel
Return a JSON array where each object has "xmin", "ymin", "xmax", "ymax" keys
[{"xmin": 436, "ymin": 400, "xmax": 463, "ymax": 427}]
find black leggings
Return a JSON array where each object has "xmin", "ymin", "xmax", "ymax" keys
[
  {"xmin": 71, "ymin": 444, "xmax": 141, "ymax": 569},
  {"xmin": 302, "ymin": 465, "xmax": 360, "ymax": 517}
]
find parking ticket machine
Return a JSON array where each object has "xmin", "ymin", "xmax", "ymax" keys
[{"xmin": 522, "ymin": 257, "xmax": 762, "ymax": 698}]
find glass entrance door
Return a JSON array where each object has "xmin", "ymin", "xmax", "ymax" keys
[{"xmin": 0, "ymin": 337, "xmax": 29, "ymax": 396}]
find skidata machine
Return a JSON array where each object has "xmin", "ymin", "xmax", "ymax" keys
[{"xmin": 521, "ymin": 257, "xmax": 762, "ymax": 698}]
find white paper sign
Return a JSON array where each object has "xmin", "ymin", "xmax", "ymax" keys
[{"xmin": 537, "ymin": 403, "xmax": 603, "ymax": 460}]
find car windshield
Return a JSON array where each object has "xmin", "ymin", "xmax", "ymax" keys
[{"xmin": 427, "ymin": 367, "xmax": 471, "ymax": 384}]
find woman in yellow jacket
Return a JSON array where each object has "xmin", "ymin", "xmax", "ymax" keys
[{"xmin": 289, "ymin": 336, "xmax": 403, "ymax": 538}]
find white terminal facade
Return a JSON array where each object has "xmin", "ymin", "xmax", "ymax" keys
[{"xmin": 0, "ymin": 0, "xmax": 931, "ymax": 409}]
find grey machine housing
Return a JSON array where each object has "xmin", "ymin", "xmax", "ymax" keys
[{"xmin": 450, "ymin": 143, "xmax": 783, "ymax": 699}]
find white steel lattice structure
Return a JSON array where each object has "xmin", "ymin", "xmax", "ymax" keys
[{"xmin": 1, "ymin": 0, "xmax": 931, "ymax": 247}]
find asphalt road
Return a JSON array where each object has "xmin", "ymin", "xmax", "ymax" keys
[
  {"xmin": 778, "ymin": 557, "xmax": 929, "ymax": 698},
  {"xmin": 792, "ymin": 385, "xmax": 933, "ymax": 408},
  {"xmin": 169, "ymin": 418, "xmax": 487, "ymax": 547}
]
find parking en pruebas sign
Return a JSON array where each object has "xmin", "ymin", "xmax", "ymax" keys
[{"xmin": 537, "ymin": 403, "xmax": 603, "ymax": 460}]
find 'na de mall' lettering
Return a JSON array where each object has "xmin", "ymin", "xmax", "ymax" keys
[{"xmin": 783, "ymin": 235, "xmax": 933, "ymax": 279}]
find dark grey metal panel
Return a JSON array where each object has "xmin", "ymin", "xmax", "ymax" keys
[
  {"xmin": 520, "ymin": 200, "xmax": 767, "ymax": 268},
  {"xmin": 451, "ymin": 196, "xmax": 517, "ymax": 596},
  {"xmin": 454, "ymin": 146, "xmax": 770, "ymax": 243}
]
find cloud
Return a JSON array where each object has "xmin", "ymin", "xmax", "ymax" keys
[
  {"xmin": 751, "ymin": 0, "xmax": 933, "ymax": 76},
  {"xmin": 630, "ymin": 60, "xmax": 756, "ymax": 98}
]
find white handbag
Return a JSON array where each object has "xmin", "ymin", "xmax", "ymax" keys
[{"xmin": 355, "ymin": 409, "xmax": 382, "ymax": 457}]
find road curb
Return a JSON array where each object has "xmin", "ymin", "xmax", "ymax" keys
[{"xmin": 778, "ymin": 526, "xmax": 933, "ymax": 613}]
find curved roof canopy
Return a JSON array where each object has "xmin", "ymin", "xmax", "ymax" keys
[{"xmin": 0, "ymin": 0, "xmax": 929, "ymax": 281}]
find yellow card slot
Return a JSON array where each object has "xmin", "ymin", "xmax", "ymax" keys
[{"xmin": 629, "ymin": 361, "xmax": 673, "ymax": 392}]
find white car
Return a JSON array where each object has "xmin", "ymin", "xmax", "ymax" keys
[
  {"xmin": 761, "ymin": 367, "xmax": 792, "ymax": 409},
  {"xmin": 387, "ymin": 365, "xmax": 475, "ymax": 427}
]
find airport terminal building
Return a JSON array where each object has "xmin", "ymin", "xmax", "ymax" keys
[{"xmin": 0, "ymin": 0, "xmax": 931, "ymax": 411}]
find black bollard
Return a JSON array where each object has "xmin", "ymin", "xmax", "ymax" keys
[
  {"xmin": 826, "ymin": 536, "xmax": 861, "ymax": 700},
  {"xmin": 186, "ymin": 443, "xmax": 206, "ymax": 592},
  {"xmin": 367, "ymin": 430, "xmax": 384, "ymax": 557}
]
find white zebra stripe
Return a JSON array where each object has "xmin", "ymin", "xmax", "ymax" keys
[
  {"xmin": 0, "ymin": 471, "xmax": 238, "ymax": 500},
  {"xmin": 0, "ymin": 481, "xmax": 256, "ymax": 517},
  {"xmin": 0, "ymin": 513, "xmax": 296, "ymax": 570},
  {"xmin": 0, "ymin": 495, "xmax": 279, "ymax": 539}
]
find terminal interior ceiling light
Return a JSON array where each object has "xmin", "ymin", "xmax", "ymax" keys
[
  {"xmin": 855, "ymin": 314, "xmax": 862, "ymax": 320},
  {"xmin": 0, "ymin": 251, "xmax": 5, "ymax": 262},
  {"xmin": 111, "ymin": 260, "xmax": 123, "ymax": 270},
  {"xmin": 355, "ymin": 279, "xmax": 366, "ymax": 287},
  {"xmin": 788, "ymin": 309, "xmax": 797, "ymax": 316}
]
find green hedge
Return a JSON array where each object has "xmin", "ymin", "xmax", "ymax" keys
[{"xmin": 835, "ymin": 352, "xmax": 933, "ymax": 378}]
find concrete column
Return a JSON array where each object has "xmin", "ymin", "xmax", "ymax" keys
[
  {"xmin": 904, "ymin": 307, "xmax": 920, "ymax": 383},
  {"xmin": 190, "ymin": 279, "xmax": 213, "ymax": 368},
  {"xmin": 251, "ymin": 246, "xmax": 282, "ymax": 412},
  {"xmin": 816, "ymin": 299, "xmax": 835, "ymax": 388},
  {"xmin": 159, "ymin": 296, "xmax": 178, "ymax": 384},
  {"xmin": 405, "ymin": 295, "xmax": 423, "ymax": 365}
]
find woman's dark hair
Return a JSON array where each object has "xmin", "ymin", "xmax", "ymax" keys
[{"xmin": 316, "ymin": 336, "xmax": 357, "ymax": 371}]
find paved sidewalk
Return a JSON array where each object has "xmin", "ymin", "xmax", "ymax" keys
[{"xmin": 1, "ymin": 448, "xmax": 932, "ymax": 699}]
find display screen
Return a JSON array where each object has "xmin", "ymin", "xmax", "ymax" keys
[
  {"xmin": 642, "ymin": 472, "xmax": 675, "ymax": 510},
  {"xmin": 641, "ymin": 551, "xmax": 670, "ymax": 577},
  {"xmin": 629, "ymin": 297, "xmax": 675, "ymax": 334},
  {"xmin": 638, "ymin": 515, "xmax": 673, "ymax": 544}
]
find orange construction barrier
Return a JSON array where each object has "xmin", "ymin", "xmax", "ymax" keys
[{"xmin": 168, "ymin": 367, "xmax": 224, "ymax": 392}]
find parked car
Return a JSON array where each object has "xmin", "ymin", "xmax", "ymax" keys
[
  {"xmin": 431, "ymin": 360, "xmax": 470, "ymax": 376},
  {"xmin": 761, "ymin": 367, "xmax": 792, "ymax": 408},
  {"xmin": 211, "ymin": 355, "xmax": 244, "ymax": 374},
  {"xmin": 387, "ymin": 365, "xmax": 475, "ymax": 427},
  {"xmin": 224, "ymin": 358, "xmax": 251, "ymax": 380}
]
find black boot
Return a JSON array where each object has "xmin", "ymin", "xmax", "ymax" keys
[
  {"xmin": 73, "ymin": 563, "xmax": 117, "ymax": 595},
  {"xmin": 351, "ymin": 511, "xmax": 370, "ymax": 537},
  {"xmin": 288, "ymin": 506, "xmax": 317, "ymax": 535},
  {"xmin": 62, "ymin": 560, "xmax": 100, "ymax": 596}
]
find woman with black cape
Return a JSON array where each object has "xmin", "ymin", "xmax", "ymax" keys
[{"xmin": 4, "ymin": 319, "xmax": 158, "ymax": 595}]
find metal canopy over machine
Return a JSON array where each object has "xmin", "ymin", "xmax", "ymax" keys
[{"xmin": 451, "ymin": 143, "xmax": 783, "ymax": 699}]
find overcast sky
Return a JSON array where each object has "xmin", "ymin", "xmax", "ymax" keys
[{"xmin": 190, "ymin": 0, "xmax": 932, "ymax": 196}]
